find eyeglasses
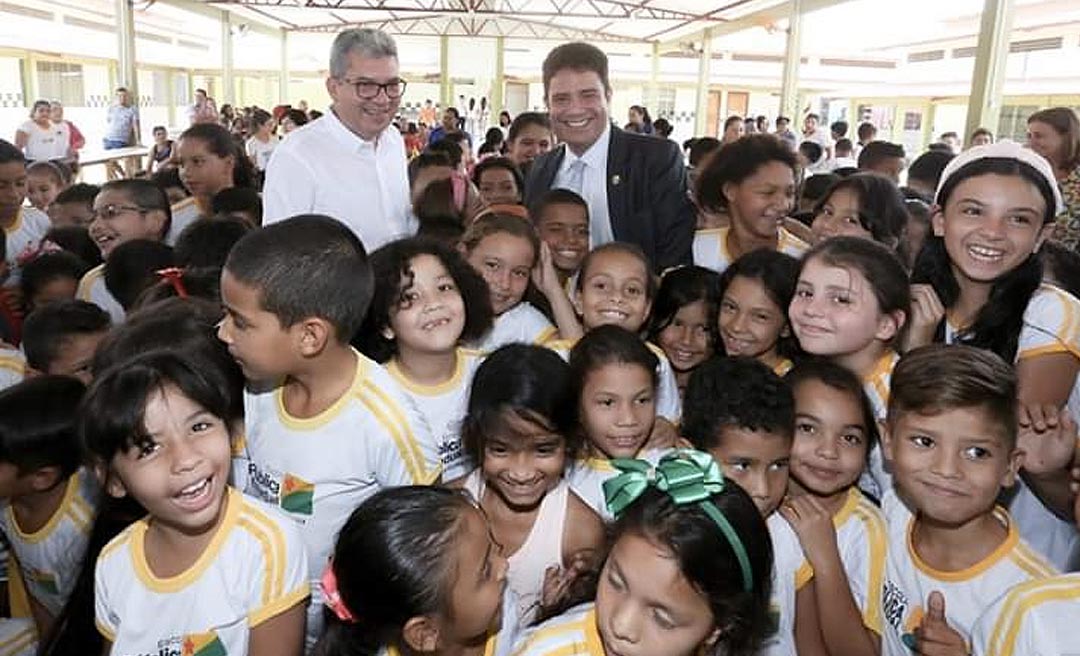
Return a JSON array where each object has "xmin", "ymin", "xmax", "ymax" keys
[
  {"xmin": 90, "ymin": 204, "xmax": 149, "ymax": 221},
  {"xmin": 340, "ymin": 77, "xmax": 407, "ymax": 100}
]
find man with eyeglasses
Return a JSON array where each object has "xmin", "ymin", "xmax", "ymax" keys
[{"xmin": 263, "ymin": 28, "xmax": 413, "ymax": 251}]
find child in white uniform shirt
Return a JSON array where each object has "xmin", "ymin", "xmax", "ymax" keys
[
  {"xmin": 683, "ymin": 356, "xmax": 825, "ymax": 656},
  {"xmin": 359, "ymin": 238, "xmax": 495, "ymax": 480},
  {"xmin": 79, "ymin": 179, "xmax": 172, "ymax": 323},
  {"xmin": 780, "ymin": 361, "xmax": 888, "ymax": 656},
  {"xmin": 218, "ymin": 216, "xmax": 440, "ymax": 649},
  {"xmin": 0, "ymin": 142, "xmax": 50, "ymax": 288},
  {"xmin": 0, "ymin": 377, "xmax": 98, "ymax": 647},
  {"xmin": 83, "ymin": 351, "xmax": 309, "ymax": 656},
  {"xmin": 878, "ymin": 346, "xmax": 1056, "ymax": 656},
  {"xmin": 314, "ymin": 486, "xmax": 520, "ymax": 656},
  {"xmin": 565, "ymin": 325, "xmax": 671, "ymax": 520}
]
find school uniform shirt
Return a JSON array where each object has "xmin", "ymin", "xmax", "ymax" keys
[
  {"xmin": 878, "ymin": 489, "xmax": 1057, "ymax": 656},
  {"xmin": 166, "ymin": 197, "xmax": 202, "ymax": 246},
  {"xmin": 761, "ymin": 513, "xmax": 813, "ymax": 656},
  {"xmin": 237, "ymin": 348, "xmax": 440, "ymax": 646},
  {"xmin": 472, "ymin": 303, "xmax": 558, "ymax": 353},
  {"xmin": 859, "ymin": 350, "xmax": 900, "ymax": 500},
  {"xmin": 566, "ymin": 448, "xmax": 671, "ymax": 521},
  {"xmin": 0, "ymin": 469, "xmax": 99, "ymax": 616},
  {"xmin": 829, "ymin": 487, "xmax": 889, "ymax": 634},
  {"xmin": 384, "ymin": 348, "xmax": 485, "ymax": 482},
  {"xmin": 76, "ymin": 264, "xmax": 125, "ymax": 325},
  {"xmin": 463, "ymin": 470, "xmax": 570, "ymax": 626},
  {"xmin": 946, "ymin": 284, "xmax": 1080, "ymax": 571},
  {"xmin": 510, "ymin": 603, "xmax": 604, "ymax": 656},
  {"xmin": 547, "ymin": 338, "xmax": 682, "ymax": 422},
  {"xmin": 3, "ymin": 207, "xmax": 49, "ymax": 288},
  {"xmin": 691, "ymin": 226, "xmax": 809, "ymax": 274},
  {"xmin": 969, "ymin": 572, "xmax": 1080, "ymax": 656},
  {"xmin": 0, "ymin": 346, "xmax": 24, "ymax": 391},
  {"xmin": 0, "ymin": 618, "xmax": 36, "ymax": 656},
  {"xmin": 94, "ymin": 488, "xmax": 310, "ymax": 656}
]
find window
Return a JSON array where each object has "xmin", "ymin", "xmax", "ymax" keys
[
  {"xmin": 999, "ymin": 105, "xmax": 1041, "ymax": 142},
  {"xmin": 35, "ymin": 61, "xmax": 84, "ymax": 106}
]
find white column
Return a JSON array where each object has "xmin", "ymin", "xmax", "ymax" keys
[
  {"xmin": 964, "ymin": 0, "xmax": 1015, "ymax": 140},
  {"xmin": 221, "ymin": 10, "xmax": 235, "ymax": 105},
  {"xmin": 693, "ymin": 28, "xmax": 714, "ymax": 136},
  {"xmin": 779, "ymin": 0, "xmax": 803, "ymax": 122}
]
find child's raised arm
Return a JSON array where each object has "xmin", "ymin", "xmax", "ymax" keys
[
  {"xmin": 532, "ymin": 242, "xmax": 583, "ymax": 341},
  {"xmin": 782, "ymin": 495, "xmax": 880, "ymax": 656}
]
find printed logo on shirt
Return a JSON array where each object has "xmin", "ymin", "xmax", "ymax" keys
[
  {"xmin": 26, "ymin": 567, "xmax": 59, "ymax": 596},
  {"xmin": 281, "ymin": 474, "xmax": 314, "ymax": 515},
  {"xmin": 183, "ymin": 631, "xmax": 227, "ymax": 656},
  {"xmin": 882, "ymin": 578, "xmax": 910, "ymax": 638}
]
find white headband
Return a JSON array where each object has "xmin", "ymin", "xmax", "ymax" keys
[{"xmin": 934, "ymin": 140, "xmax": 1064, "ymax": 216}]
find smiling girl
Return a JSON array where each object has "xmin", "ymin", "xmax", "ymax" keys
[{"xmin": 692, "ymin": 135, "xmax": 809, "ymax": 273}]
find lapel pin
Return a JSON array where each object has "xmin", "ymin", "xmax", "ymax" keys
[{"xmin": 611, "ymin": 174, "xmax": 621, "ymax": 186}]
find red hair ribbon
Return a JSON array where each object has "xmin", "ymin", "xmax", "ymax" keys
[
  {"xmin": 320, "ymin": 559, "xmax": 357, "ymax": 623},
  {"xmin": 156, "ymin": 267, "xmax": 188, "ymax": 299}
]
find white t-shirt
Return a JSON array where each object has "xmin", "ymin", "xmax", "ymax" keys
[
  {"xmin": 236, "ymin": 349, "xmax": 439, "ymax": 646},
  {"xmin": 828, "ymin": 487, "xmax": 889, "ymax": 634},
  {"xmin": 3, "ymin": 207, "xmax": 50, "ymax": 287},
  {"xmin": 0, "ymin": 618, "xmax": 36, "ymax": 656},
  {"xmin": 566, "ymin": 448, "xmax": 671, "ymax": 521},
  {"xmin": 245, "ymin": 135, "xmax": 278, "ymax": 172},
  {"xmin": 262, "ymin": 109, "xmax": 413, "ymax": 252},
  {"xmin": 94, "ymin": 489, "xmax": 309, "ymax": 656},
  {"xmin": 384, "ymin": 348, "xmax": 485, "ymax": 482},
  {"xmin": 859, "ymin": 350, "xmax": 899, "ymax": 500},
  {"xmin": 18, "ymin": 120, "xmax": 69, "ymax": 162},
  {"xmin": 471, "ymin": 302, "xmax": 557, "ymax": 353},
  {"xmin": 970, "ymin": 572, "xmax": 1080, "ymax": 656},
  {"xmin": 762, "ymin": 513, "xmax": 812, "ymax": 656},
  {"xmin": 878, "ymin": 490, "xmax": 1057, "ymax": 655},
  {"xmin": 76, "ymin": 264, "xmax": 125, "ymax": 325},
  {"xmin": 0, "ymin": 469, "xmax": 99, "ymax": 615},
  {"xmin": 692, "ymin": 226, "xmax": 809, "ymax": 274},
  {"xmin": 510, "ymin": 603, "xmax": 603, "ymax": 656}
]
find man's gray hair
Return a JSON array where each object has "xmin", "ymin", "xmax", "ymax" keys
[{"xmin": 329, "ymin": 28, "xmax": 398, "ymax": 78}]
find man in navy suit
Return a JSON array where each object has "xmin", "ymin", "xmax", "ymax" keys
[{"xmin": 523, "ymin": 42, "xmax": 694, "ymax": 271}]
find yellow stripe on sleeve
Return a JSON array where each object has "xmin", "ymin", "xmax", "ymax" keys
[
  {"xmin": 357, "ymin": 385, "xmax": 436, "ymax": 484},
  {"xmin": 0, "ymin": 623, "xmax": 37, "ymax": 656},
  {"xmin": 853, "ymin": 504, "xmax": 888, "ymax": 632},
  {"xmin": 987, "ymin": 578, "xmax": 1080, "ymax": 656}
]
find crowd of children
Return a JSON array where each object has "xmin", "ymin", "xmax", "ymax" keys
[{"xmin": 0, "ymin": 64, "xmax": 1079, "ymax": 656}]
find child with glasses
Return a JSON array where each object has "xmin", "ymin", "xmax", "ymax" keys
[{"xmin": 77, "ymin": 179, "xmax": 171, "ymax": 324}]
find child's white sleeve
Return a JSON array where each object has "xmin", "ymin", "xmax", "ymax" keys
[
  {"xmin": 244, "ymin": 506, "xmax": 312, "ymax": 627},
  {"xmin": 1017, "ymin": 285, "xmax": 1080, "ymax": 361},
  {"xmin": 653, "ymin": 352, "xmax": 682, "ymax": 421},
  {"xmin": 363, "ymin": 382, "xmax": 442, "ymax": 485},
  {"xmin": 0, "ymin": 619, "xmax": 37, "ymax": 656},
  {"xmin": 93, "ymin": 556, "xmax": 118, "ymax": 642}
]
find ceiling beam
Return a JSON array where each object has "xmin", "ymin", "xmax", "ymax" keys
[
  {"xmin": 207, "ymin": 0, "xmax": 708, "ymax": 22},
  {"xmin": 653, "ymin": 0, "xmax": 859, "ymax": 44},
  {"xmin": 293, "ymin": 12, "xmax": 646, "ymax": 41}
]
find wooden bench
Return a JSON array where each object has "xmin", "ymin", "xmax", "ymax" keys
[{"xmin": 78, "ymin": 146, "xmax": 150, "ymax": 180}]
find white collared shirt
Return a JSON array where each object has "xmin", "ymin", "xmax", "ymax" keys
[
  {"xmin": 553, "ymin": 124, "xmax": 614, "ymax": 247},
  {"xmin": 262, "ymin": 108, "xmax": 413, "ymax": 252}
]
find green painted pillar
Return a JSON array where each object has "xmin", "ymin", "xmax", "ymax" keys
[
  {"xmin": 439, "ymin": 35, "xmax": 452, "ymax": 108},
  {"xmin": 964, "ymin": 0, "xmax": 1015, "ymax": 140}
]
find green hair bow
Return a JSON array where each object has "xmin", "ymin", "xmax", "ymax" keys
[{"xmin": 602, "ymin": 449, "xmax": 755, "ymax": 593}]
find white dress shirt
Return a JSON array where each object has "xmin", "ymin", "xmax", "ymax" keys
[
  {"xmin": 553, "ymin": 124, "xmax": 614, "ymax": 248},
  {"xmin": 262, "ymin": 108, "xmax": 413, "ymax": 253}
]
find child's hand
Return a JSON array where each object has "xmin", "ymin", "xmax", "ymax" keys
[
  {"xmin": 644, "ymin": 418, "xmax": 679, "ymax": 451},
  {"xmin": 531, "ymin": 242, "xmax": 563, "ymax": 299},
  {"xmin": 1018, "ymin": 404, "xmax": 1078, "ymax": 476},
  {"xmin": 915, "ymin": 592, "xmax": 969, "ymax": 656},
  {"xmin": 541, "ymin": 552, "xmax": 594, "ymax": 613},
  {"xmin": 904, "ymin": 284, "xmax": 945, "ymax": 352},
  {"xmin": 779, "ymin": 495, "xmax": 838, "ymax": 568}
]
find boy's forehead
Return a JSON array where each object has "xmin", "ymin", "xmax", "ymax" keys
[
  {"xmin": 892, "ymin": 405, "xmax": 1013, "ymax": 442},
  {"xmin": 0, "ymin": 162, "xmax": 27, "ymax": 182},
  {"xmin": 714, "ymin": 424, "xmax": 793, "ymax": 453},
  {"xmin": 541, "ymin": 203, "xmax": 588, "ymax": 222}
]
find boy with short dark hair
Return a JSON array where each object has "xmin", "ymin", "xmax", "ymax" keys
[
  {"xmin": 880, "ymin": 344, "xmax": 1057, "ymax": 655},
  {"xmin": 531, "ymin": 188, "xmax": 590, "ymax": 291},
  {"xmin": 22, "ymin": 300, "xmax": 110, "ymax": 383},
  {"xmin": 217, "ymin": 214, "xmax": 440, "ymax": 648},
  {"xmin": 46, "ymin": 183, "xmax": 99, "ymax": 228},
  {"xmin": 0, "ymin": 140, "xmax": 50, "ymax": 288},
  {"xmin": 683, "ymin": 356, "xmax": 822, "ymax": 656}
]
